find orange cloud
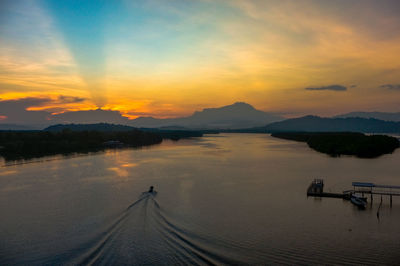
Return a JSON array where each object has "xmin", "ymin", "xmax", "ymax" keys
[{"xmin": 1, "ymin": 0, "xmax": 400, "ymax": 118}]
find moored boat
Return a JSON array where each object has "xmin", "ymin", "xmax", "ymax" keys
[{"xmin": 350, "ymin": 195, "xmax": 367, "ymax": 209}]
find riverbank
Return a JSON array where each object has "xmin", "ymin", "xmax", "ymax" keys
[
  {"xmin": 0, "ymin": 130, "xmax": 162, "ymax": 161},
  {"xmin": 271, "ymin": 132, "xmax": 399, "ymax": 158},
  {"xmin": 0, "ymin": 129, "xmax": 203, "ymax": 161}
]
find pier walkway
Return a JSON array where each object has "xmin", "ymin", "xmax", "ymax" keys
[
  {"xmin": 345, "ymin": 182, "xmax": 400, "ymax": 206},
  {"xmin": 307, "ymin": 180, "xmax": 400, "ymax": 206}
]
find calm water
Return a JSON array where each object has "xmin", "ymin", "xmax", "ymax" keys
[{"xmin": 0, "ymin": 134, "xmax": 399, "ymax": 265}]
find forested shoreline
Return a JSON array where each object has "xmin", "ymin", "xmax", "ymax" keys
[
  {"xmin": 0, "ymin": 128, "xmax": 203, "ymax": 161},
  {"xmin": 272, "ymin": 132, "xmax": 399, "ymax": 158}
]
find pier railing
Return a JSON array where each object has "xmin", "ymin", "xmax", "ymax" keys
[
  {"xmin": 308, "ymin": 180, "xmax": 400, "ymax": 206},
  {"xmin": 350, "ymin": 182, "xmax": 400, "ymax": 196}
]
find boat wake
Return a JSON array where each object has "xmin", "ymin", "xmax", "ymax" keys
[
  {"xmin": 62, "ymin": 191, "xmax": 244, "ymax": 265},
  {"xmin": 3, "ymin": 190, "xmax": 387, "ymax": 265}
]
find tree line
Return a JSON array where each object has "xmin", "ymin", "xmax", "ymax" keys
[{"xmin": 271, "ymin": 132, "xmax": 400, "ymax": 158}]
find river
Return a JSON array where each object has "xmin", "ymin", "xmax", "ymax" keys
[{"xmin": 0, "ymin": 134, "xmax": 399, "ymax": 265}]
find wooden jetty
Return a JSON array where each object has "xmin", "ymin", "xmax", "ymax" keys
[
  {"xmin": 307, "ymin": 179, "xmax": 349, "ymax": 199},
  {"xmin": 345, "ymin": 182, "xmax": 400, "ymax": 206},
  {"xmin": 307, "ymin": 179, "xmax": 400, "ymax": 206}
]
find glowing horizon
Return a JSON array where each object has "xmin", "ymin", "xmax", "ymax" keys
[{"xmin": 1, "ymin": 0, "xmax": 400, "ymax": 121}]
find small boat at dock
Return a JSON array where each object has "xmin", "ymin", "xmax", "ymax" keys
[{"xmin": 350, "ymin": 195, "xmax": 367, "ymax": 209}]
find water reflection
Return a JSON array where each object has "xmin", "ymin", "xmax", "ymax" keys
[
  {"xmin": 0, "ymin": 170, "xmax": 18, "ymax": 176},
  {"xmin": 0, "ymin": 134, "xmax": 399, "ymax": 265}
]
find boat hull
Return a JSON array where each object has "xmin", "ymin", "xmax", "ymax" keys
[{"xmin": 351, "ymin": 196, "xmax": 367, "ymax": 209}]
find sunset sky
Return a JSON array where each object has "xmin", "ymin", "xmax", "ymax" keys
[{"xmin": 1, "ymin": 0, "xmax": 400, "ymax": 121}]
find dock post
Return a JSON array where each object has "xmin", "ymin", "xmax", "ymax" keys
[
  {"xmin": 370, "ymin": 194, "xmax": 373, "ymax": 203},
  {"xmin": 390, "ymin": 195, "xmax": 392, "ymax": 207}
]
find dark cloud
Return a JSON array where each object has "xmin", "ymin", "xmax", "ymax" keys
[
  {"xmin": 57, "ymin": 95, "xmax": 86, "ymax": 103},
  {"xmin": 305, "ymin": 85, "xmax": 347, "ymax": 91},
  {"xmin": 0, "ymin": 97, "xmax": 51, "ymax": 125},
  {"xmin": 0, "ymin": 96, "xmax": 131, "ymax": 127},
  {"xmin": 0, "ymin": 96, "xmax": 87, "ymax": 126},
  {"xmin": 380, "ymin": 84, "xmax": 400, "ymax": 90},
  {"xmin": 0, "ymin": 97, "xmax": 48, "ymax": 106}
]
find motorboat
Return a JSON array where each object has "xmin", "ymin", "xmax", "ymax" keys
[{"xmin": 350, "ymin": 194, "xmax": 367, "ymax": 209}]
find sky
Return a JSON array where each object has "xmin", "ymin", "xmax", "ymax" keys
[{"xmin": 1, "ymin": 0, "xmax": 400, "ymax": 122}]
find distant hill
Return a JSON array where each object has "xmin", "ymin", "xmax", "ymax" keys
[
  {"xmin": 130, "ymin": 102, "xmax": 283, "ymax": 129},
  {"xmin": 45, "ymin": 123, "xmax": 136, "ymax": 132},
  {"xmin": 44, "ymin": 123, "xmax": 203, "ymax": 141},
  {"xmin": 0, "ymin": 124, "xmax": 41, "ymax": 131},
  {"xmin": 335, "ymin": 112, "xmax": 400, "ymax": 122},
  {"xmin": 262, "ymin": 116, "xmax": 400, "ymax": 133},
  {"xmin": 52, "ymin": 109, "xmax": 131, "ymax": 125},
  {"xmin": 9, "ymin": 102, "xmax": 282, "ymax": 130}
]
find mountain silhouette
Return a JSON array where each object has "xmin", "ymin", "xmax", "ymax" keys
[
  {"xmin": 0, "ymin": 102, "xmax": 282, "ymax": 130},
  {"xmin": 263, "ymin": 115, "xmax": 400, "ymax": 133},
  {"xmin": 52, "ymin": 109, "xmax": 131, "ymax": 124},
  {"xmin": 334, "ymin": 111, "xmax": 400, "ymax": 122},
  {"xmin": 130, "ymin": 102, "xmax": 283, "ymax": 129}
]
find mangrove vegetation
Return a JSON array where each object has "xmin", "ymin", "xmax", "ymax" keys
[
  {"xmin": 0, "ymin": 129, "xmax": 163, "ymax": 161},
  {"xmin": 272, "ymin": 132, "xmax": 400, "ymax": 158}
]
